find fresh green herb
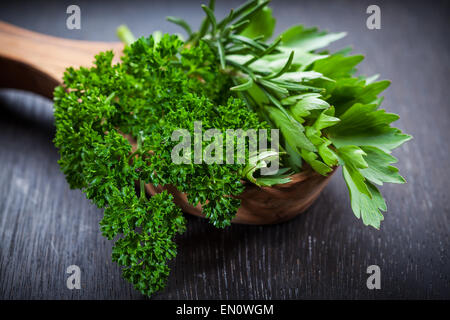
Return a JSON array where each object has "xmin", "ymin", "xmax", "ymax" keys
[{"xmin": 54, "ymin": 0, "xmax": 411, "ymax": 296}]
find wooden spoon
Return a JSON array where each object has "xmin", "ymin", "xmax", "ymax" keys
[
  {"xmin": 0, "ymin": 20, "xmax": 335, "ymax": 225},
  {"xmin": 0, "ymin": 21, "xmax": 123, "ymax": 98}
]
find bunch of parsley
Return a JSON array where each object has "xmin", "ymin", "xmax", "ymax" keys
[{"xmin": 54, "ymin": 0, "xmax": 411, "ymax": 296}]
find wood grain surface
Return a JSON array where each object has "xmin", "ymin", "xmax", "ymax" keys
[{"xmin": 0, "ymin": 0, "xmax": 449, "ymax": 299}]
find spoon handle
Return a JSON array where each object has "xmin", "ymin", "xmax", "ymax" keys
[{"xmin": 0, "ymin": 21, "xmax": 123, "ymax": 98}]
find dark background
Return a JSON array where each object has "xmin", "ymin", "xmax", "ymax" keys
[{"xmin": 0, "ymin": 0, "xmax": 449, "ymax": 299}]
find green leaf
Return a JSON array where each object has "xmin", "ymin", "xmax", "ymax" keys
[
  {"xmin": 233, "ymin": 0, "xmax": 271, "ymax": 33},
  {"xmin": 276, "ymin": 71, "xmax": 328, "ymax": 82},
  {"xmin": 328, "ymin": 103, "xmax": 412, "ymax": 152},
  {"xmin": 263, "ymin": 51, "xmax": 294, "ymax": 80},
  {"xmin": 231, "ymin": 0, "xmax": 257, "ymax": 18},
  {"xmin": 243, "ymin": 36, "xmax": 282, "ymax": 67},
  {"xmin": 116, "ymin": 25, "xmax": 135, "ymax": 46},
  {"xmin": 328, "ymin": 79, "xmax": 391, "ymax": 116},
  {"xmin": 166, "ymin": 16, "xmax": 193, "ymax": 36},
  {"xmin": 360, "ymin": 146, "xmax": 406, "ymax": 185},
  {"xmin": 279, "ymin": 25, "xmax": 346, "ymax": 51},
  {"xmin": 317, "ymin": 142, "xmax": 338, "ymax": 167},
  {"xmin": 217, "ymin": 40, "xmax": 226, "ymax": 68},
  {"xmin": 337, "ymin": 145, "xmax": 371, "ymax": 198},
  {"xmin": 356, "ymin": 80, "xmax": 391, "ymax": 105},
  {"xmin": 152, "ymin": 31, "xmax": 163, "ymax": 47},
  {"xmin": 338, "ymin": 145, "xmax": 368, "ymax": 170},
  {"xmin": 230, "ymin": 34, "xmax": 266, "ymax": 52},
  {"xmin": 313, "ymin": 109, "xmax": 340, "ymax": 130},
  {"xmin": 284, "ymin": 143, "xmax": 302, "ymax": 172},
  {"xmin": 313, "ymin": 54, "xmax": 364, "ymax": 79},
  {"xmin": 300, "ymin": 149, "xmax": 332, "ymax": 175},
  {"xmin": 282, "ymin": 92, "xmax": 328, "ymax": 107},
  {"xmin": 197, "ymin": 0, "xmax": 216, "ymax": 39},
  {"xmin": 343, "ymin": 167, "xmax": 386, "ymax": 229},
  {"xmin": 230, "ymin": 77, "xmax": 254, "ymax": 91},
  {"xmin": 266, "ymin": 106, "xmax": 316, "ymax": 153},
  {"xmin": 240, "ymin": 6, "xmax": 276, "ymax": 40},
  {"xmin": 271, "ymin": 80, "xmax": 322, "ymax": 93},
  {"xmin": 286, "ymin": 93, "xmax": 330, "ymax": 121},
  {"xmin": 201, "ymin": 5, "xmax": 217, "ymax": 33},
  {"xmin": 257, "ymin": 78, "xmax": 289, "ymax": 95},
  {"xmin": 255, "ymin": 174, "xmax": 292, "ymax": 186},
  {"xmin": 242, "ymin": 150, "xmax": 287, "ymax": 186}
]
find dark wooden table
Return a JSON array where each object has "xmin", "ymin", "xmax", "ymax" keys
[{"xmin": 0, "ymin": 0, "xmax": 448, "ymax": 299}]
